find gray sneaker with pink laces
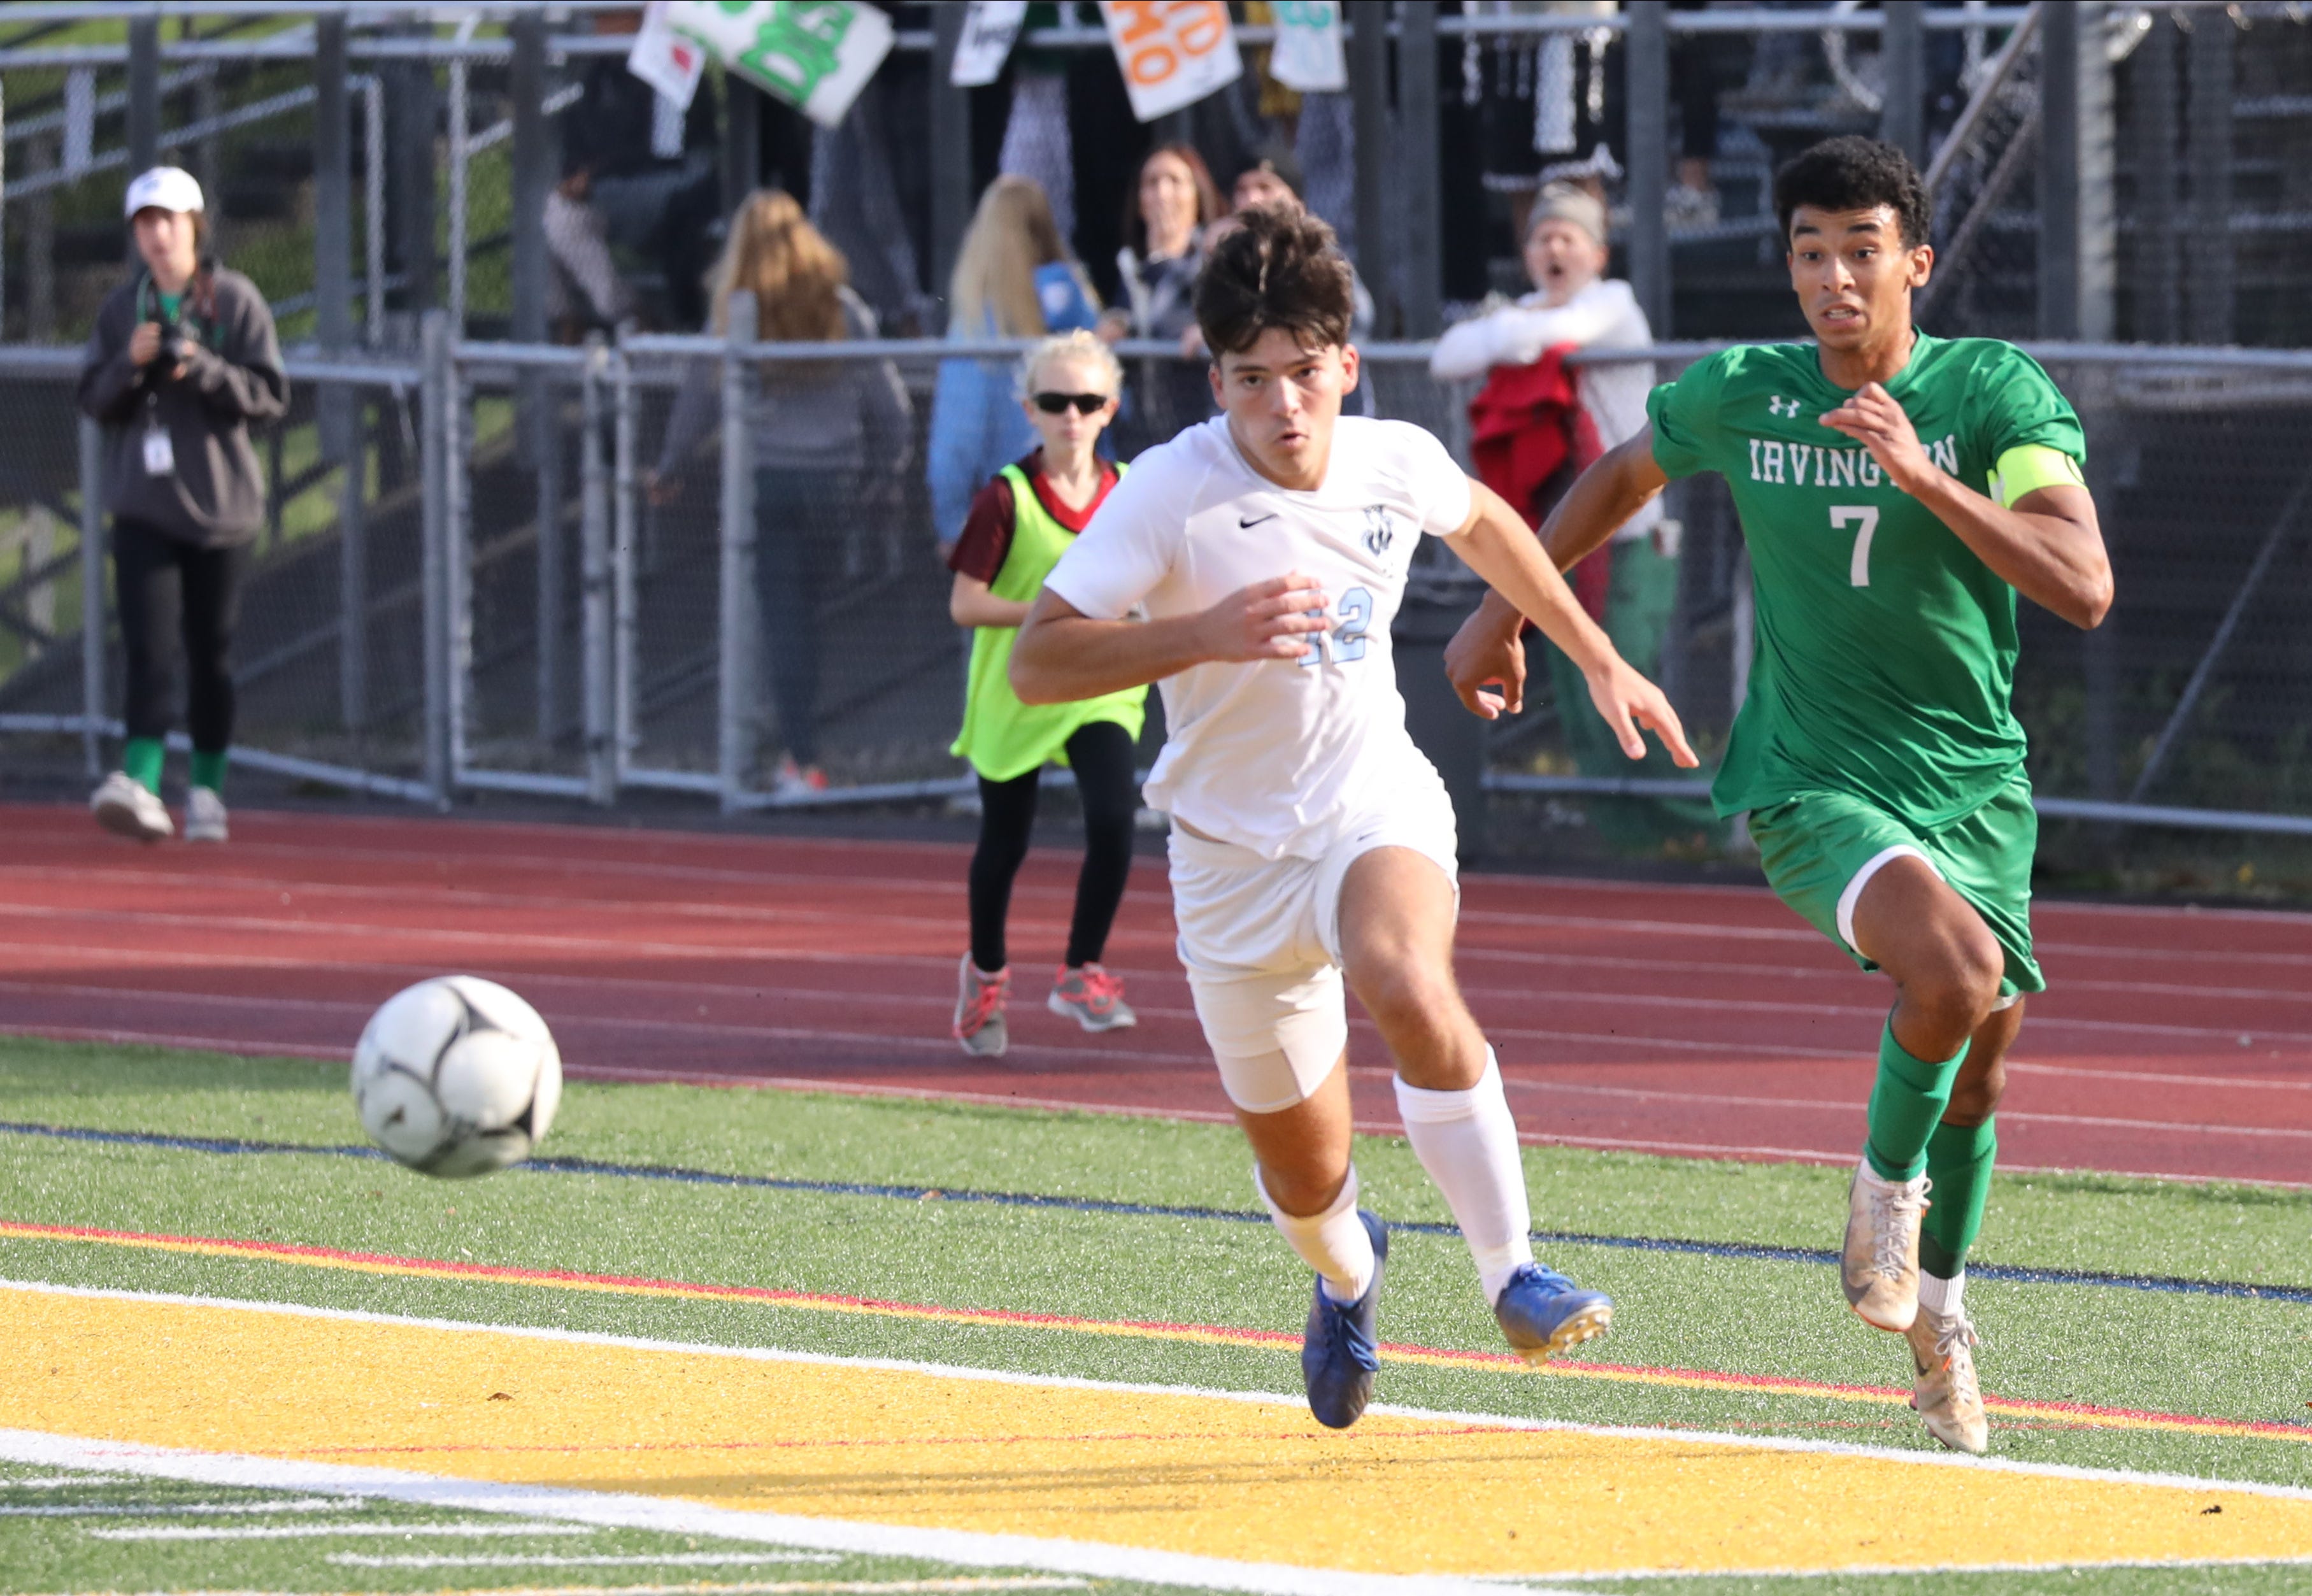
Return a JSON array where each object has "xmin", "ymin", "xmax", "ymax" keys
[
  {"xmin": 1048, "ymin": 964, "xmax": 1136, "ymax": 1032},
  {"xmin": 953, "ymin": 954, "xmax": 1009, "ymax": 1057}
]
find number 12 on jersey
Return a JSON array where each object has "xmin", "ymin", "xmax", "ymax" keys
[
  {"xmin": 1834, "ymin": 505, "xmax": 1880, "ymax": 587},
  {"xmin": 1298, "ymin": 587, "xmax": 1373, "ymax": 666}
]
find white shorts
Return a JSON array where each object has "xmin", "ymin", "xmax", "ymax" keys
[{"xmin": 1167, "ymin": 789, "xmax": 1459, "ymax": 1116}]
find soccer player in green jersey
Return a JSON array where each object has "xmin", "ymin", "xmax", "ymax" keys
[{"xmin": 1443, "ymin": 136, "xmax": 2113, "ymax": 1455}]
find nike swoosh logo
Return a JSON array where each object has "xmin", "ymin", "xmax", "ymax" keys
[{"xmin": 1239, "ymin": 513, "xmax": 1278, "ymax": 528}]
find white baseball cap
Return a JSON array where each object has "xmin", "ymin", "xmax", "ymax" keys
[{"xmin": 124, "ymin": 166, "xmax": 204, "ymax": 220}]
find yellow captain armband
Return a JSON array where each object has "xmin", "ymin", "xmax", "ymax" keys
[{"xmin": 1986, "ymin": 445, "xmax": 2085, "ymax": 508}]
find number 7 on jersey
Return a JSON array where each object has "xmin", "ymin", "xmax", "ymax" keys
[{"xmin": 1833, "ymin": 505, "xmax": 1880, "ymax": 587}]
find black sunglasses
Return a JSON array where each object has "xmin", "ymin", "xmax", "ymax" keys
[{"xmin": 1032, "ymin": 391, "xmax": 1111, "ymax": 415}]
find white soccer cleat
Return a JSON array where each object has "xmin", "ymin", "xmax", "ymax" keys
[
  {"xmin": 184, "ymin": 786, "xmax": 229, "ymax": 843},
  {"xmin": 1843, "ymin": 1158, "xmax": 1931, "ymax": 1332},
  {"xmin": 90, "ymin": 771, "xmax": 173, "ymax": 843},
  {"xmin": 1907, "ymin": 1305, "xmax": 1990, "ymax": 1455}
]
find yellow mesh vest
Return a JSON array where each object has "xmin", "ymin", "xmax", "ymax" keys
[{"xmin": 951, "ymin": 462, "xmax": 1148, "ymax": 782}]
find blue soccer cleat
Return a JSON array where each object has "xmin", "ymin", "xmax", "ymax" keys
[
  {"xmin": 1494, "ymin": 1262, "xmax": 1613, "ymax": 1366},
  {"xmin": 1301, "ymin": 1210, "xmax": 1387, "ymax": 1429}
]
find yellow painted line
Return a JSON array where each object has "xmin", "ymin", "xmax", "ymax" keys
[
  {"xmin": 4, "ymin": 1220, "xmax": 2304, "ymax": 1447},
  {"xmin": 5, "ymin": 1285, "xmax": 2312, "ymax": 1581}
]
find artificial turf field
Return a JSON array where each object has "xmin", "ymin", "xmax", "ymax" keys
[{"xmin": 1, "ymin": 1034, "xmax": 2308, "ymax": 1595}]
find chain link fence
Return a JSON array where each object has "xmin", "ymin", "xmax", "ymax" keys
[
  {"xmin": 0, "ymin": 342, "xmax": 432, "ymax": 801},
  {"xmin": 2, "ymin": 3, "xmax": 2310, "ymax": 885},
  {"xmin": 3, "ymin": 327, "xmax": 2311, "ymax": 865}
]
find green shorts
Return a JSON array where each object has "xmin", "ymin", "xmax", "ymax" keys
[{"xmin": 1748, "ymin": 771, "xmax": 2044, "ymax": 998}]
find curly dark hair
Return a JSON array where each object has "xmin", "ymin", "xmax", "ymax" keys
[
  {"xmin": 1192, "ymin": 204, "xmax": 1356, "ymax": 357},
  {"xmin": 1773, "ymin": 135, "xmax": 1933, "ymax": 250}
]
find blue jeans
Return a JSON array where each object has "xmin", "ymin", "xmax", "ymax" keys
[{"xmin": 753, "ymin": 466, "xmax": 845, "ymax": 767}]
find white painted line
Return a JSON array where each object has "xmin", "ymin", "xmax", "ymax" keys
[
  {"xmin": 88, "ymin": 1519, "xmax": 590, "ymax": 1541},
  {"xmin": 0, "ymin": 1428, "xmax": 1579, "ymax": 1596},
  {"xmin": 0, "ymin": 1473, "xmax": 127, "ymax": 1487},
  {"xmin": 0, "ymin": 1496, "xmax": 352, "ymax": 1516},
  {"xmin": 327, "ymin": 1552, "xmax": 839, "ymax": 1569}
]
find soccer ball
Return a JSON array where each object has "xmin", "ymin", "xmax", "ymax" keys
[{"xmin": 352, "ymin": 976, "xmax": 562, "ymax": 1178}]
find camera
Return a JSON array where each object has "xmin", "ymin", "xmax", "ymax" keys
[{"xmin": 155, "ymin": 322, "xmax": 190, "ymax": 367}]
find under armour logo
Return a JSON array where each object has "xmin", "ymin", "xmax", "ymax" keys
[
  {"xmin": 1362, "ymin": 505, "xmax": 1398, "ymax": 556},
  {"xmin": 1768, "ymin": 395, "xmax": 1803, "ymax": 418}
]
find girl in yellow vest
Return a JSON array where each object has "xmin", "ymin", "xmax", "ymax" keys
[{"xmin": 947, "ymin": 331, "xmax": 1147, "ymax": 1056}]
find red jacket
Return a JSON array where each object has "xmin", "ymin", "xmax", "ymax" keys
[{"xmin": 1468, "ymin": 345, "xmax": 1611, "ymax": 621}]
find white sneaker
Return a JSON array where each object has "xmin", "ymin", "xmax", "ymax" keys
[
  {"xmin": 184, "ymin": 786, "xmax": 229, "ymax": 843},
  {"xmin": 90, "ymin": 771, "xmax": 173, "ymax": 842},
  {"xmin": 1906, "ymin": 1306, "xmax": 1990, "ymax": 1455},
  {"xmin": 1842, "ymin": 1158, "xmax": 1932, "ymax": 1332}
]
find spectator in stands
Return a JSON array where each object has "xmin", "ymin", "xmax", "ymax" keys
[
  {"xmin": 927, "ymin": 176, "xmax": 1102, "ymax": 555},
  {"xmin": 1099, "ymin": 143, "xmax": 1222, "ymax": 450},
  {"xmin": 1666, "ymin": 10, "xmax": 1729, "ymax": 232},
  {"xmin": 1191, "ymin": 147, "xmax": 1376, "ymax": 348},
  {"xmin": 549, "ymin": 8, "xmax": 722, "ymax": 335},
  {"xmin": 650, "ymin": 190, "xmax": 913, "ymax": 798},
  {"xmin": 545, "ymin": 157, "xmax": 638, "ymax": 337},
  {"xmin": 76, "ymin": 166, "xmax": 287, "ymax": 846},
  {"xmin": 1429, "ymin": 182, "xmax": 1715, "ymax": 851},
  {"xmin": 946, "ymin": 331, "xmax": 1144, "ymax": 1057}
]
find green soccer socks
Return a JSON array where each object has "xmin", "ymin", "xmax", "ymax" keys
[
  {"xmin": 124, "ymin": 737, "xmax": 165, "ymax": 794},
  {"xmin": 1865, "ymin": 1017, "xmax": 1969, "ymax": 1183},
  {"xmin": 1920, "ymin": 1115, "xmax": 1997, "ymax": 1279},
  {"xmin": 121, "ymin": 741, "xmax": 227, "ymax": 797}
]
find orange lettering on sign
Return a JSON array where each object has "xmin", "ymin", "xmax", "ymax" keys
[
  {"xmin": 1110, "ymin": 0, "xmax": 1163, "ymax": 45},
  {"xmin": 1174, "ymin": 1, "xmax": 1225, "ymax": 54},
  {"xmin": 1128, "ymin": 42, "xmax": 1179, "ymax": 83}
]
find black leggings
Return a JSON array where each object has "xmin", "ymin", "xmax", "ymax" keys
[
  {"xmin": 113, "ymin": 517, "xmax": 245, "ymax": 752},
  {"xmin": 969, "ymin": 718, "xmax": 1139, "ymax": 973}
]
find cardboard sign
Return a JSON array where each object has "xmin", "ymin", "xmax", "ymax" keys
[
  {"xmin": 626, "ymin": 1, "xmax": 708, "ymax": 112},
  {"xmin": 1099, "ymin": 1, "xmax": 1242, "ymax": 124},
  {"xmin": 1267, "ymin": 0, "xmax": 1346, "ymax": 94},
  {"xmin": 666, "ymin": 1, "xmax": 896, "ymax": 129},
  {"xmin": 952, "ymin": 0, "xmax": 1031, "ymax": 87}
]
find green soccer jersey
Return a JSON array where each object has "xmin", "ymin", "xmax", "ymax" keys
[{"xmin": 1648, "ymin": 332, "xmax": 2085, "ymax": 830}]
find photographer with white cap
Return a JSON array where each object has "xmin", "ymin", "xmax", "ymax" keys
[{"xmin": 76, "ymin": 166, "xmax": 287, "ymax": 843}]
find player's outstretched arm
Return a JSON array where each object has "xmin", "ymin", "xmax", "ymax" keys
[
  {"xmin": 1820, "ymin": 383, "xmax": 2112, "ymax": 629},
  {"xmin": 1441, "ymin": 478, "xmax": 1698, "ymax": 767},
  {"xmin": 1009, "ymin": 575, "xmax": 1332, "ymax": 705},
  {"xmin": 1442, "ymin": 434, "xmax": 1669, "ymax": 718}
]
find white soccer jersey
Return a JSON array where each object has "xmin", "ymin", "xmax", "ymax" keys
[{"xmin": 1043, "ymin": 413, "xmax": 1475, "ymax": 861}]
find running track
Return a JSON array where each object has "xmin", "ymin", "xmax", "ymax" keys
[{"xmin": 1, "ymin": 804, "xmax": 2306, "ymax": 1185}]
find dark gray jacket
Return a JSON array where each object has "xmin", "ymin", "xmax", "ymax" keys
[
  {"xmin": 76, "ymin": 264, "xmax": 289, "ymax": 547},
  {"xmin": 655, "ymin": 287, "xmax": 913, "ymax": 480}
]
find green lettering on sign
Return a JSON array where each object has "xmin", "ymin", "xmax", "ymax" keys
[{"xmin": 740, "ymin": 1, "xmax": 854, "ymax": 104}]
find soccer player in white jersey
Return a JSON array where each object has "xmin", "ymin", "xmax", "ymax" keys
[{"xmin": 1010, "ymin": 207, "xmax": 1698, "ymax": 1429}]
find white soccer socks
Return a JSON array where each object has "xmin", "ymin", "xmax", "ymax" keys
[
  {"xmin": 1918, "ymin": 1266, "xmax": 1966, "ymax": 1322},
  {"xmin": 1395, "ymin": 1050, "xmax": 1536, "ymax": 1304},
  {"xmin": 1256, "ymin": 1162, "xmax": 1376, "ymax": 1305}
]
